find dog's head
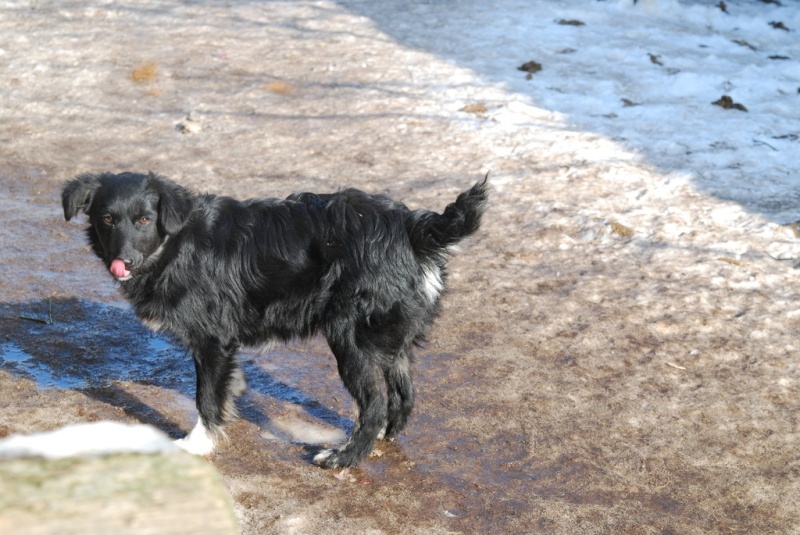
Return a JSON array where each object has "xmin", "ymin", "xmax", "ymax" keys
[{"xmin": 62, "ymin": 172, "xmax": 193, "ymax": 281}]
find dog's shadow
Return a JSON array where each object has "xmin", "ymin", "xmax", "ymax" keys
[{"xmin": 0, "ymin": 298, "xmax": 351, "ymax": 443}]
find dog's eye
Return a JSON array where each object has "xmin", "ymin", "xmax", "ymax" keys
[
  {"xmin": 138, "ymin": 216, "xmax": 152, "ymax": 226},
  {"xmin": 102, "ymin": 215, "xmax": 113, "ymax": 225}
]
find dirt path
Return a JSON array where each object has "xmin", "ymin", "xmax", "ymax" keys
[{"xmin": 1, "ymin": 1, "xmax": 798, "ymax": 533}]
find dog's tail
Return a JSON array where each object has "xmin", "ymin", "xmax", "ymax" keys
[{"xmin": 407, "ymin": 176, "xmax": 488, "ymax": 259}]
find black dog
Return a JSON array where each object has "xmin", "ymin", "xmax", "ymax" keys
[{"xmin": 62, "ymin": 172, "xmax": 487, "ymax": 468}]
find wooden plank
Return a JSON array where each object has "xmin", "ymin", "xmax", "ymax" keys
[{"xmin": 0, "ymin": 453, "xmax": 238, "ymax": 535}]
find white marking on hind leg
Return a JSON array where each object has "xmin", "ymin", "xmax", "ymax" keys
[
  {"xmin": 174, "ymin": 418, "xmax": 215, "ymax": 456},
  {"xmin": 230, "ymin": 365, "xmax": 247, "ymax": 398},
  {"xmin": 313, "ymin": 449, "xmax": 336, "ymax": 466}
]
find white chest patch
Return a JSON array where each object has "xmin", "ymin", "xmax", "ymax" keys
[{"xmin": 141, "ymin": 317, "xmax": 164, "ymax": 332}]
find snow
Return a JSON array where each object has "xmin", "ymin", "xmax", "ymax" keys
[
  {"xmin": 341, "ymin": 0, "xmax": 798, "ymax": 220},
  {"xmin": 0, "ymin": 422, "xmax": 179, "ymax": 460}
]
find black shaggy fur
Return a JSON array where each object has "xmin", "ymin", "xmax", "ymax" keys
[{"xmin": 62, "ymin": 172, "xmax": 487, "ymax": 468}]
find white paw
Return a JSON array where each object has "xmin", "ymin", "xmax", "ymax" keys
[
  {"xmin": 313, "ymin": 449, "xmax": 335, "ymax": 466},
  {"xmin": 174, "ymin": 419, "xmax": 215, "ymax": 456}
]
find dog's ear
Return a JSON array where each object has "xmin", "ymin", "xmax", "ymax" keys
[
  {"xmin": 62, "ymin": 173, "xmax": 104, "ymax": 221},
  {"xmin": 149, "ymin": 173, "xmax": 194, "ymax": 235}
]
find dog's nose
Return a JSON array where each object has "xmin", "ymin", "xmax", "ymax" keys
[{"xmin": 116, "ymin": 253, "xmax": 140, "ymax": 269}]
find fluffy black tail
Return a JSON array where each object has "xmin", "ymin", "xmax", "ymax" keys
[{"xmin": 408, "ymin": 176, "xmax": 488, "ymax": 259}]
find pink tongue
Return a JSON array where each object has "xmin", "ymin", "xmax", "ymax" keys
[{"xmin": 110, "ymin": 259, "xmax": 130, "ymax": 278}]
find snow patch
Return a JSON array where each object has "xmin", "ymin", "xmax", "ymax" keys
[{"xmin": 0, "ymin": 421, "xmax": 179, "ymax": 459}]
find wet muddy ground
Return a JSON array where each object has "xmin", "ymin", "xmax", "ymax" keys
[{"xmin": 1, "ymin": 1, "xmax": 799, "ymax": 534}]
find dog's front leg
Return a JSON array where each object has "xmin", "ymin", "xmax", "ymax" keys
[{"xmin": 175, "ymin": 339, "xmax": 241, "ymax": 457}]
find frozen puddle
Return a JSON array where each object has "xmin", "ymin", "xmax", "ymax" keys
[
  {"xmin": 1, "ymin": 299, "xmax": 351, "ymax": 444},
  {"xmin": 0, "ymin": 342, "xmax": 86, "ymax": 390}
]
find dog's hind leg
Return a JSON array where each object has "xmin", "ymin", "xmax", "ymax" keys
[
  {"xmin": 314, "ymin": 336, "xmax": 387, "ymax": 468},
  {"xmin": 175, "ymin": 339, "xmax": 241, "ymax": 457},
  {"xmin": 383, "ymin": 347, "xmax": 415, "ymax": 441}
]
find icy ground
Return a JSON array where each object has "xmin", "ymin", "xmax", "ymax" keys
[{"xmin": 1, "ymin": 0, "xmax": 799, "ymax": 533}]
